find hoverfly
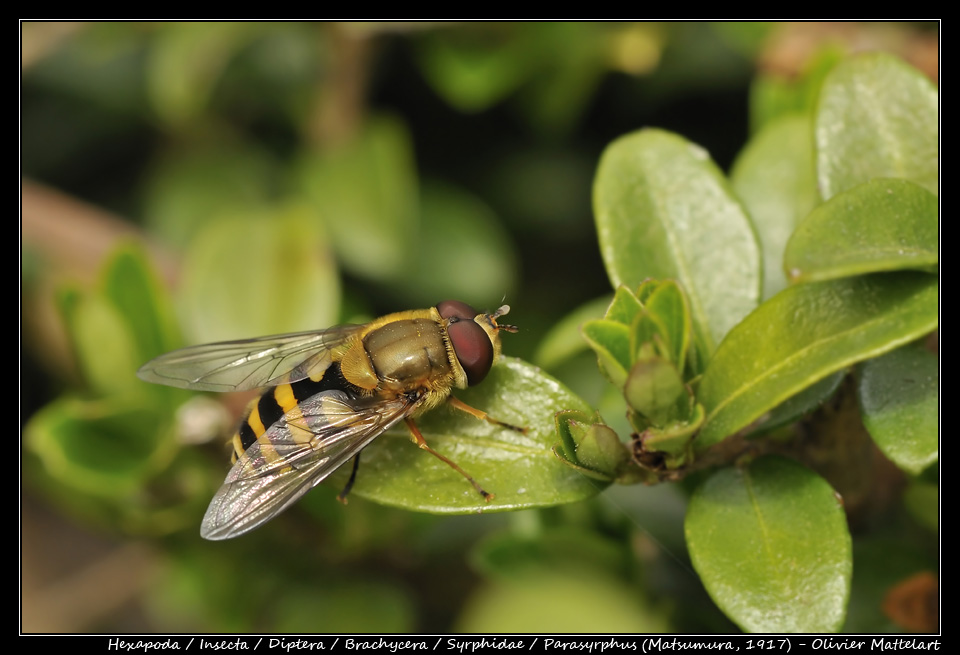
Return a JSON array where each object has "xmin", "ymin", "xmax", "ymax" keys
[{"xmin": 137, "ymin": 301, "xmax": 518, "ymax": 540}]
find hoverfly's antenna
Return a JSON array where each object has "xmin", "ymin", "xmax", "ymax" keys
[{"xmin": 491, "ymin": 304, "xmax": 518, "ymax": 333}]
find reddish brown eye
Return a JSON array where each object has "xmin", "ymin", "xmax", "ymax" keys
[
  {"xmin": 448, "ymin": 319, "xmax": 493, "ymax": 385},
  {"xmin": 437, "ymin": 300, "xmax": 478, "ymax": 321}
]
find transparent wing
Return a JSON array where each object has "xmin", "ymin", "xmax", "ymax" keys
[
  {"xmin": 200, "ymin": 390, "xmax": 414, "ymax": 540},
  {"xmin": 137, "ymin": 324, "xmax": 364, "ymax": 392}
]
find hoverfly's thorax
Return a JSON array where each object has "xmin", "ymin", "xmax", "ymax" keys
[{"xmin": 361, "ymin": 318, "xmax": 452, "ymax": 391}]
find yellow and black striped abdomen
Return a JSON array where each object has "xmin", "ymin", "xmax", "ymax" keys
[{"xmin": 231, "ymin": 362, "xmax": 353, "ymax": 461}]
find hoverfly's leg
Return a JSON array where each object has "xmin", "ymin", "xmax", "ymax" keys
[
  {"xmin": 446, "ymin": 396, "xmax": 527, "ymax": 434},
  {"xmin": 404, "ymin": 417, "xmax": 494, "ymax": 502},
  {"xmin": 337, "ymin": 453, "xmax": 362, "ymax": 504}
]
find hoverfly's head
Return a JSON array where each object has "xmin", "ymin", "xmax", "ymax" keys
[{"xmin": 436, "ymin": 300, "xmax": 517, "ymax": 386}]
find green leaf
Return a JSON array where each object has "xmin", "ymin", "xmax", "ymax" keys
[
  {"xmin": 816, "ymin": 53, "xmax": 938, "ymax": 200},
  {"xmin": 581, "ymin": 319, "xmax": 631, "ymax": 387},
  {"xmin": 731, "ymin": 114, "xmax": 819, "ymax": 299},
  {"xmin": 857, "ymin": 343, "xmax": 938, "ymax": 476},
  {"xmin": 685, "ymin": 456, "xmax": 852, "ymax": 633},
  {"xmin": 629, "ymin": 313, "xmax": 670, "ymax": 363},
  {"xmin": 594, "ymin": 128, "xmax": 761, "ymax": 357},
  {"xmin": 25, "ymin": 396, "xmax": 174, "ymax": 495},
  {"xmin": 179, "ymin": 206, "xmax": 340, "ymax": 343},
  {"xmin": 101, "ymin": 243, "xmax": 182, "ymax": 364},
  {"xmin": 784, "ymin": 178, "xmax": 938, "ymax": 284},
  {"xmin": 295, "ymin": 115, "xmax": 418, "ymax": 281},
  {"xmin": 58, "ymin": 288, "xmax": 140, "ymax": 397},
  {"xmin": 698, "ymin": 273, "xmax": 938, "ymax": 449},
  {"xmin": 335, "ymin": 358, "xmax": 606, "ymax": 512},
  {"xmin": 643, "ymin": 280, "xmax": 692, "ymax": 370},
  {"xmin": 634, "ymin": 279, "xmax": 660, "ymax": 305},
  {"xmin": 606, "ymin": 285, "xmax": 644, "ymax": 325}
]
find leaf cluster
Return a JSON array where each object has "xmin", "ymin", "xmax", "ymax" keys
[{"xmin": 566, "ymin": 52, "xmax": 937, "ymax": 632}]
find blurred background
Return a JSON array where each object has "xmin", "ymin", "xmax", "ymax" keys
[{"xmin": 21, "ymin": 22, "xmax": 938, "ymax": 633}]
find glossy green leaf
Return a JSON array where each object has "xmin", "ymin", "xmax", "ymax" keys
[
  {"xmin": 816, "ymin": 53, "xmax": 938, "ymax": 200},
  {"xmin": 334, "ymin": 358, "xmax": 606, "ymax": 512},
  {"xmin": 594, "ymin": 129, "xmax": 761, "ymax": 357},
  {"xmin": 698, "ymin": 273, "xmax": 938, "ymax": 449},
  {"xmin": 179, "ymin": 206, "xmax": 340, "ymax": 343},
  {"xmin": 858, "ymin": 343, "xmax": 938, "ymax": 476},
  {"xmin": 295, "ymin": 115, "xmax": 418, "ymax": 281},
  {"xmin": 785, "ymin": 178, "xmax": 938, "ymax": 284},
  {"xmin": 685, "ymin": 456, "xmax": 852, "ymax": 633},
  {"xmin": 731, "ymin": 114, "xmax": 819, "ymax": 299}
]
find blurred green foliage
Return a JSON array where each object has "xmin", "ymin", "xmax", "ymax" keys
[{"xmin": 22, "ymin": 22, "xmax": 937, "ymax": 634}]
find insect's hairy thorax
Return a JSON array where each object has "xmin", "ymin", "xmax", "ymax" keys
[{"xmin": 340, "ymin": 317, "xmax": 464, "ymax": 395}]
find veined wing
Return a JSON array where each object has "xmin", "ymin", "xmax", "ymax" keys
[
  {"xmin": 200, "ymin": 390, "xmax": 414, "ymax": 540},
  {"xmin": 137, "ymin": 325, "xmax": 363, "ymax": 392}
]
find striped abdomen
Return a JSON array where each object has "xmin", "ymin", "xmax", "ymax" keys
[{"xmin": 231, "ymin": 362, "xmax": 352, "ymax": 461}]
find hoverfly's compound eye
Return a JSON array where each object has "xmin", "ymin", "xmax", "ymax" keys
[
  {"xmin": 437, "ymin": 300, "xmax": 493, "ymax": 386},
  {"xmin": 436, "ymin": 300, "xmax": 478, "ymax": 322}
]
